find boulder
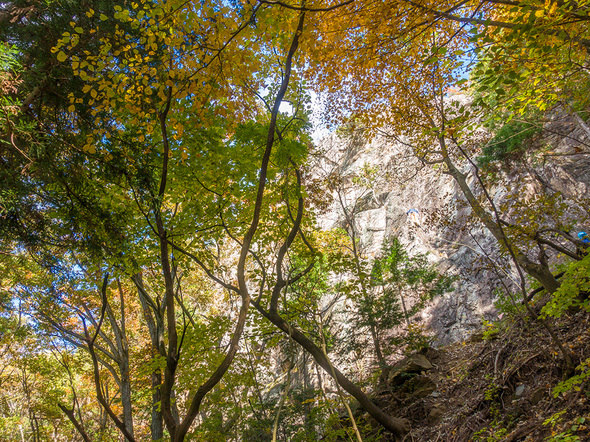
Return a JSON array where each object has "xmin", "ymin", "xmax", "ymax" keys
[
  {"xmin": 405, "ymin": 375, "xmax": 437, "ymax": 398},
  {"xmin": 529, "ymin": 387, "xmax": 546, "ymax": 406},
  {"xmin": 398, "ymin": 353, "xmax": 433, "ymax": 371},
  {"xmin": 389, "ymin": 354, "xmax": 433, "ymax": 384},
  {"xmin": 428, "ymin": 403, "xmax": 447, "ymax": 424}
]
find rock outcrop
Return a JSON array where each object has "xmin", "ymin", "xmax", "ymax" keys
[{"xmin": 312, "ymin": 109, "xmax": 590, "ymax": 345}]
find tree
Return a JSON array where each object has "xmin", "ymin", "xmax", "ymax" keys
[
  {"xmin": 48, "ymin": 3, "xmax": 312, "ymax": 439},
  {"xmin": 306, "ymin": 0, "xmax": 590, "ymax": 297},
  {"xmin": 365, "ymin": 238, "xmax": 451, "ymax": 357},
  {"xmin": 307, "ymin": 0, "xmax": 590, "ymax": 129},
  {"xmin": 303, "ymin": 0, "xmax": 590, "ymax": 374},
  {"xmin": 3, "ymin": 0, "xmax": 417, "ymax": 439},
  {"xmin": 11, "ymin": 0, "xmax": 588, "ymax": 439}
]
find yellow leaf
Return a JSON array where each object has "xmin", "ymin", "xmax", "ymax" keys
[
  {"xmin": 535, "ymin": 9, "xmax": 544, "ymax": 17},
  {"xmin": 57, "ymin": 51, "xmax": 67, "ymax": 62},
  {"xmin": 68, "ymin": 105, "xmax": 76, "ymax": 112}
]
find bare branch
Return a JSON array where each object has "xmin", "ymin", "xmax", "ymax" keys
[{"xmin": 259, "ymin": 0, "xmax": 353, "ymax": 12}]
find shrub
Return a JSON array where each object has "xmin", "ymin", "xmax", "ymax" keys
[{"xmin": 478, "ymin": 119, "xmax": 541, "ymax": 166}]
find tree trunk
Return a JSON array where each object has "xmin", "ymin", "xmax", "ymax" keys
[
  {"xmin": 150, "ymin": 371, "xmax": 164, "ymax": 441},
  {"xmin": 369, "ymin": 322, "xmax": 389, "ymax": 387},
  {"xmin": 133, "ymin": 274, "xmax": 164, "ymax": 440},
  {"xmin": 443, "ymin": 155, "xmax": 560, "ymax": 294},
  {"xmin": 253, "ymin": 302, "xmax": 410, "ymax": 438},
  {"xmin": 58, "ymin": 404, "xmax": 91, "ymax": 442},
  {"xmin": 104, "ymin": 281, "xmax": 135, "ymax": 441},
  {"xmin": 119, "ymin": 353, "xmax": 134, "ymax": 440}
]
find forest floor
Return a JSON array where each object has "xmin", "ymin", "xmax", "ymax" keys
[{"xmin": 357, "ymin": 309, "xmax": 590, "ymax": 441}]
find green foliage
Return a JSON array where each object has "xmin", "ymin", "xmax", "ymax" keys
[
  {"xmin": 482, "ymin": 320, "xmax": 500, "ymax": 341},
  {"xmin": 349, "ymin": 237, "xmax": 453, "ymax": 360},
  {"xmin": 493, "ymin": 287, "xmax": 526, "ymax": 317},
  {"xmin": 370, "ymin": 237, "xmax": 447, "ymax": 305},
  {"xmin": 547, "ymin": 432, "xmax": 581, "ymax": 442},
  {"xmin": 552, "ymin": 358, "xmax": 590, "ymax": 399},
  {"xmin": 469, "ymin": 1, "xmax": 590, "ymax": 119},
  {"xmin": 351, "ymin": 163, "xmax": 379, "ymax": 189},
  {"xmin": 472, "ymin": 425, "xmax": 509, "ymax": 442},
  {"xmin": 478, "ymin": 119, "xmax": 541, "ymax": 167},
  {"xmin": 472, "ymin": 380, "xmax": 511, "ymax": 441},
  {"xmin": 541, "ymin": 252, "xmax": 590, "ymax": 319},
  {"xmin": 483, "ymin": 377, "xmax": 502, "ymax": 403},
  {"xmin": 544, "ymin": 412, "xmax": 584, "ymax": 442},
  {"xmin": 2, "ymin": 0, "xmax": 589, "ymax": 439},
  {"xmin": 545, "ymin": 416, "xmax": 587, "ymax": 442},
  {"xmin": 402, "ymin": 323, "xmax": 435, "ymax": 353}
]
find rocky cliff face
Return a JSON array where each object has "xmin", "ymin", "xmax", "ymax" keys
[{"xmin": 312, "ymin": 110, "xmax": 590, "ymax": 345}]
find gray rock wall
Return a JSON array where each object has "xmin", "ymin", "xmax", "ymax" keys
[{"xmin": 311, "ymin": 113, "xmax": 590, "ymax": 346}]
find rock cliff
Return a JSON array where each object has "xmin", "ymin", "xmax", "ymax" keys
[{"xmin": 312, "ymin": 110, "xmax": 590, "ymax": 345}]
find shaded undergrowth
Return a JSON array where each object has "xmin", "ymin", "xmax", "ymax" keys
[{"xmin": 349, "ymin": 310, "xmax": 590, "ymax": 441}]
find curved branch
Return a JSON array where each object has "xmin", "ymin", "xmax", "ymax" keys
[
  {"xmin": 84, "ymin": 275, "xmax": 135, "ymax": 442},
  {"xmin": 251, "ymin": 300, "xmax": 410, "ymax": 437},
  {"xmin": 259, "ymin": 0, "xmax": 353, "ymax": 12},
  {"xmin": 404, "ymin": 0, "xmax": 590, "ymax": 50},
  {"xmin": 270, "ymin": 168, "xmax": 306, "ymax": 313},
  {"xmin": 173, "ymin": 11, "xmax": 307, "ymax": 442}
]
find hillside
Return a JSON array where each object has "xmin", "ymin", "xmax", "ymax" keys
[{"xmin": 368, "ymin": 310, "xmax": 590, "ymax": 441}]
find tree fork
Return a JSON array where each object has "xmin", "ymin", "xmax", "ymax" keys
[{"xmin": 168, "ymin": 11, "xmax": 308, "ymax": 441}]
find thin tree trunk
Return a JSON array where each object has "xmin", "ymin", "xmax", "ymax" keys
[
  {"xmin": 368, "ymin": 322, "xmax": 389, "ymax": 386},
  {"xmin": 252, "ymin": 302, "xmax": 410, "ymax": 438},
  {"xmin": 271, "ymin": 362, "xmax": 292, "ymax": 442},
  {"xmin": 439, "ymin": 136, "xmax": 572, "ymax": 367},
  {"xmin": 108, "ymin": 280, "xmax": 134, "ymax": 439},
  {"xmin": 58, "ymin": 404, "xmax": 91, "ymax": 442},
  {"xmin": 133, "ymin": 274, "xmax": 164, "ymax": 440},
  {"xmin": 168, "ymin": 12, "xmax": 307, "ymax": 442},
  {"xmin": 318, "ymin": 315, "xmax": 363, "ymax": 442},
  {"xmin": 442, "ymin": 149, "xmax": 560, "ymax": 294}
]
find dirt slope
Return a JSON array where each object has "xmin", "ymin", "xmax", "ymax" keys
[{"xmin": 357, "ymin": 310, "xmax": 590, "ymax": 441}]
